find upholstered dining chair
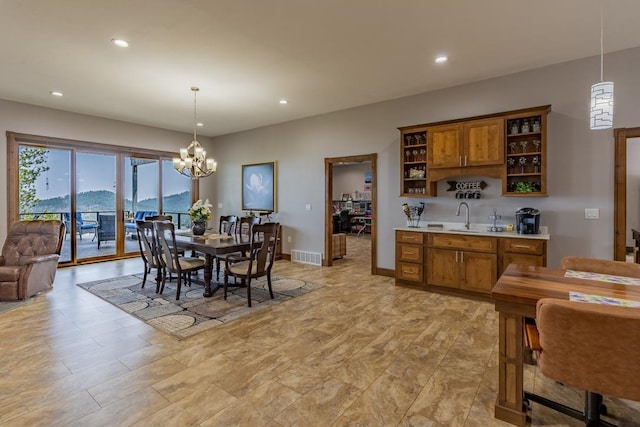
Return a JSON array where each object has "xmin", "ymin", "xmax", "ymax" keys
[
  {"xmin": 214, "ymin": 215, "xmax": 238, "ymax": 281},
  {"xmin": 96, "ymin": 214, "xmax": 116, "ymax": 249},
  {"xmin": 527, "ymin": 298, "xmax": 640, "ymax": 426},
  {"xmin": 135, "ymin": 220, "xmax": 162, "ymax": 292},
  {"xmin": 154, "ymin": 221, "xmax": 205, "ymax": 300},
  {"xmin": 223, "ymin": 222, "xmax": 279, "ymax": 307},
  {"xmin": 0, "ymin": 220, "xmax": 65, "ymax": 301}
]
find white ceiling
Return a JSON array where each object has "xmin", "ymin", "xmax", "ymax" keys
[{"xmin": 2, "ymin": 0, "xmax": 640, "ymax": 137}]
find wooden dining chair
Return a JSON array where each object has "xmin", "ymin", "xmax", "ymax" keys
[
  {"xmin": 135, "ymin": 220, "xmax": 162, "ymax": 292},
  {"xmin": 223, "ymin": 222, "xmax": 279, "ymax": 307},
  {"xmin": 214, "ymin": 215, "xmax": 238, "ymax": 280},
  {"xmin": 155, "ymin": 221, "xmax": 205, "ymax": 300}
]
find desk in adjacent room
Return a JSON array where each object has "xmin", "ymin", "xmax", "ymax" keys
[{"xmin": 491, "ymin": 264, "xmax": 640, "ymax": 426}]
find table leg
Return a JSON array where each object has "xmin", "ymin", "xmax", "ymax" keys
[
  {"xmin": 203, "ymin": 253, "xmax": 219, "ymax": 297},
  {"xmin": 495, "ymin": 311, "xmax": 527, "ymax": 426}
]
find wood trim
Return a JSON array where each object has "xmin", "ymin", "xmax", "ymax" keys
[
  {"xmin": 375, "ymin": 267, "xmax": 394, "ymax": 278},
  {"xmin": 324, "ymin": 153, "xmax": 377, "ymax": 274},
  {"xmin": 398, "ymin": 105, "xmax": 551, "ymax": 131},
  {"xmin": 614, "ymin": 127, "xmax": 640, "ymax": 261}
]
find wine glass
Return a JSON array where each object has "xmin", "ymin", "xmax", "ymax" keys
[
  {"xmin": 419, "ymin": 148, "xmax": 426, "ymax": 161},
  {"xmin": 412, "ymin": 149, "xmax": 418, "ymax": 163},
  {"xmin": 518, "ymin": 157, "xmax": 527, "ymax": 174},
  {"xmin": 520, "ymin": 141, "xmax": 528, "ymax": 153},
  {"xmin": 405, "ymin": 150, "xmax": 411, "ymax": 162},
  {"xmin": 532, "ymin": 139, "xmax": 541, "ymax": 152},
  {"xmin": 510, "ymin": 120, "xmax": 520, "ymax": 135},
  {"xmin": 509, "ymin": 142, "xmax": 517, "ymax": 154},
  {"xmin": 405, "ymin": 135, "xmax": 412, "ymax": 146},
  {"xmin": 532, "ymin": 156, "xmax": 541, "ymax": 173},
  {"xmin": 507, "ymin": 157, "xmax": 515, "ymax": 174}
]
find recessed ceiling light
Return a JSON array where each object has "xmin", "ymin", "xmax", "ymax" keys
[
  {"xmin": 196, "ymin": 122, "xmax": 204, "ymax": 127},
  {"xmin": 50, "ymin": 91, "xmax": 63, "ymax": 97},
  {"xmin": 435, "ymin": 55, "xmax": 448, "ymax": 64},
  {"xmin": 279, "ymin": 99, "xmax": 288, "ymax": 105},
  {"xmin": 111, "ymin": 38, "xmax": 129, "ymax": 48}
]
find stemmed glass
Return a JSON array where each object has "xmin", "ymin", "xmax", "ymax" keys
[
  {"xmin": 405, "ymin": 135, "xmax": 412, "ymax": 146},
  {"xmin": 518, "ymin": 157, "xmax": 527, "ymax": 174},
  {"xmin": 412, "ymin": 149, "xmax": 418, "ymax": 163},
  {"xmin": 419, "ymin": 148, "xmax": 426, "ymax": 162},
  {"xmin": 532, "ymin": 156, "xmax": 541, "ymax": 173},
  {"xmin": 520, "ymin": 141, "xmax": 528, "ymax": 153},
  {"xmin": 405, "ymin": 150, "xmax": 411, "ymax": 162},
  {"xmin": 532, "ymin": 139, "xmax": 541, "ymax": 152},
  {"xmin": 507, "ymin": 157, "xmax": 515, "ymax": 174},
  {"xmin": 508, "ymin": 142, "xmax": 517, "ymax": 154}
]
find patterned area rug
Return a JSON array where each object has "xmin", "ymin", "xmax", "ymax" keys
[{"xmin": 77, "ymin": 274, "xmax": 322, "ymax": 339}]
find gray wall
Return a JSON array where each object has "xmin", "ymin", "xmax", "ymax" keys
[
  {"xmin": 332, "ymin": 163, "xmax": 371, "ymax": 201},
  {"xmin": 1, "ymin": 47, "xmax": 639, "ymax": 269},
  {"xmin": 203, "ymin": 46, "xmax": 640, "ymax": 269}
]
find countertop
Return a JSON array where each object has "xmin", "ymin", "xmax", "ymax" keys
[{"xmin": 394, "ymin": 222, "xmax": 550, "ymax": 240}]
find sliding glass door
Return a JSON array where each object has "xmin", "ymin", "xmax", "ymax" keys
[{"xmin": 10, "ymin": 132, "xmax": 196, "ymax": 266}]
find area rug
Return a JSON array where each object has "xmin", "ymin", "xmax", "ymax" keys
[{"xmin": 77, "ymin": 274, "xmax": 322, "ymax": 339}]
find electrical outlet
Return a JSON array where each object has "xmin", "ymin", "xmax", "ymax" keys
[
  {"xmin": 217, "ymin": 202, "xmax": 223, "ymax": 209},
  {"xmin": 305, "ymin": 203, "xmax": 312, "ymax": 211},
  {"xmin": 585, "ymin": 208, "xmax": 600, "ymax": 219},
  {"xmin": 287, "ymin": 236, "xmax": 292, "ymax": 243}
]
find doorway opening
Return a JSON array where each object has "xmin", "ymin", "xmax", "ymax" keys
[
  {"xmin": 614, "ymin": 127, "xmax": 640, "ymax": 261},
  {"xmin": 324, "ymin": 153, "xmax": 377, "ymax": 274}
]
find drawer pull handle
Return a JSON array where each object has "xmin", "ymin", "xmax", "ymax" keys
[{"xmin": 513, "ymin": 244, "xmax": 531, "ymax": 249}]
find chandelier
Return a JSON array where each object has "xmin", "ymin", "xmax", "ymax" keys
[
  {"xmin": 589, "ymin": 1, "xmax": 614, "ymax": 130},
  {"xmin": 173, "ymin": 87, "xmax": 217, "ymax": 179}
]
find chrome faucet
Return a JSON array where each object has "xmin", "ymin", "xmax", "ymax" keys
[{"xmin": 456, "ymin": 201, "xmax": 470, "ymax": 230}]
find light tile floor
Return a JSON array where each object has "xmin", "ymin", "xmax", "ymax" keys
[{"xmin": 1, "ymin": 235, "xmax": 638, "ymax": 426}]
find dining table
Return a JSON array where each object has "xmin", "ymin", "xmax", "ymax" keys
[
  {"xmin": 491, "ymin": 263, "xmax": 640, "ymax": 426},
  {"xmin": 173, "ymin": 230, "xmax": 259, "ymax": 297}
]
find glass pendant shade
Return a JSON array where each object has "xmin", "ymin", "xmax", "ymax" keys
[{"xmin": 590, "ymin": 81, "xmax": 614, "ymax": 130}]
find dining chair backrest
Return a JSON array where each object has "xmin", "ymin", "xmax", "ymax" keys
[
  {"xmin": 136, "ymin": 220, "xmax": 160, "ymax": 269},
  {"xmin": 154, "ymin": 221, "xmax": 181, "ymax": 272},
  {"xmin": 219, "ymin": 215, "xmax": 238, "ymax": 236},
  {"xmin": 237, "ymin": 216, "xmax": 261, "ymax": 238},
  {"xmin": 250, "ymin": 222, "xmax": 279, "ymax": 274},
  {"xmin": 561, "ymin": 256, "xmax": 640, "ymax": 277},
  {"xmin": 146, "ymin": 215, "xmax": 172, "ymax": 222}
]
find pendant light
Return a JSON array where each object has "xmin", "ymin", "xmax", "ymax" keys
[
  {"xmin": 590, "ymin": 1, "xmax": 614, "ymax": 130},
  {"xmin": 173, "ymin": 87, "xmax": 217, "ymax": 179}
]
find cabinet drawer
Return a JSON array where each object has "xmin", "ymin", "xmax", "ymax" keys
[
  {"xmin": 396, "ymin": 262, "xmax": 423, "ymax": 283},
  {"xmin": 397, "ymin": 243, "xmax": 423, "ymax": 263},
  {"xmin": 428, "ymin": 233, "xmax": 497, "ymax": 252},
  {"xmin": 500, "ymin": 238, "xmax": 544, "ymax": 255},
  {"xmin": 397, "ymin": 231, "xmax": 424, "ymax": 244}
]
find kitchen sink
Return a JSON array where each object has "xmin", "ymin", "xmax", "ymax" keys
[{"xmin": 447, "ymin": 229, "xmax": 479, "ymax": 233}]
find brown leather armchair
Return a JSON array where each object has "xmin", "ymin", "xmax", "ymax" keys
[{"xmin": 0, "ymin": 220, "xmax": 65, "ymax": 301}]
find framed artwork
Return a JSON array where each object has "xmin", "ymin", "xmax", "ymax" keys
[{"xmin": 241, "ymin": 161, "xmax": 277, "ymax": 212}]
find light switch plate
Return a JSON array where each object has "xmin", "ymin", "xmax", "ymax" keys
[
  {"xmin": 217, "ymin": 202, "xmax": 223, "ymax": 209},
  {"xmin": 585, "ymin": 208, "xmax": 599, "ymax": 219},
  {"xmin": 305, "ymin": 204, "xmax": 312, "ymax": 211}
]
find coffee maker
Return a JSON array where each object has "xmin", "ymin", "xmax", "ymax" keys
[{"xmin": 515, "ymin": 207, "xmax": 540, "ymax": 234}]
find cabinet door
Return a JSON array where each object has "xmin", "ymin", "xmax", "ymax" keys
[
  {"xmin": 461, "ymin": 251, "xmax": 497, "ymax": 294},
  {"xmin": 463, "ymin": 118, "xmax": 504, "ymax": 166},
  {"xmin": 427, "ymin": 124, "xmax": 462, "ymax": 168},
  {"xmin": 427, "ymin": 248, "xmax": 459, "ymax": 289},
  {"xmin": 499, "ymin": 253, "xmax": 544, "ymax": 277}
]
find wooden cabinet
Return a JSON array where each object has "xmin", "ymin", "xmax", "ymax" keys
[
  {"xmin": 503, "ymin": 106, "xmax": 550, "ymax": 196},
  {"xmin": 427, "ymin": 118, "xmax": 503, "ymax": 169},
  {"xmin": 426, "ymin": 233, "xmax": 497, "ymax": 294},
  {"xmin": 498, "ymin": 237, "xmax": 546, "ymax": 275},
  {"xmin": 400, "ymin": 126, "xmax": 429, "ymax": 197},
  {"xmin": 399, "ymin": 105, "xmax": 550, "ymax": 197},
  {"xmin": 395, "ymin": 230, "xmax": 548, "ymax": 297},
  {"xmin": 395, "ymin": 230, "xmax": 426, "ymax": 285}
]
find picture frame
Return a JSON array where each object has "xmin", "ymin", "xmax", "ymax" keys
[
  {"xmin": 341, "ymin": 193, "xmax": 350, "ymax": 201},
  {"xmin": 241, "ymin": 161, "xmax": 277, "ymax": 212}
]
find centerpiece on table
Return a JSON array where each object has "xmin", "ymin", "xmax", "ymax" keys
[{"xmin": 189, "ymin": 199, "xmax": 212, "ymax": 235}]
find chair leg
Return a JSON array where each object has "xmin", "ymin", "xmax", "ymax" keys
[
  {"xmin": 267, "ymin": 271, "xmax": 274, "ymax": 299},
  {"xmin": 585, "ymin": 392, "xmax": 603, "ymax": 426},
  {"xmin": 216, "ymin": 258, "xmax": 221, "ymax": 281},
  {"xmin": 223, "ymin": 271, "xmax": 228, "ymax": 300},
  {"xmin": 141, "ymin": 265, "xmax": 148, "ymax": 288},
  {"xmin": 175, "ymin": 274, "xmax": 182, "ymax": 300},
  {"xmin": 159, "ymin": 268, "xmax": 167, "ymax": 294},
  {"xmin": 246, "ymin": 277, "xmax": 252, "ymax": 307}
]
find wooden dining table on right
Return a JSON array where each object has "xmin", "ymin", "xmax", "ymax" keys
[
  {"xmin": 173, "ymin": 231, "xmax": 259, "ymax": 297},
  {"xmin": 491, "ymin": 263, "xmax": 640, "ymax": 426}
]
